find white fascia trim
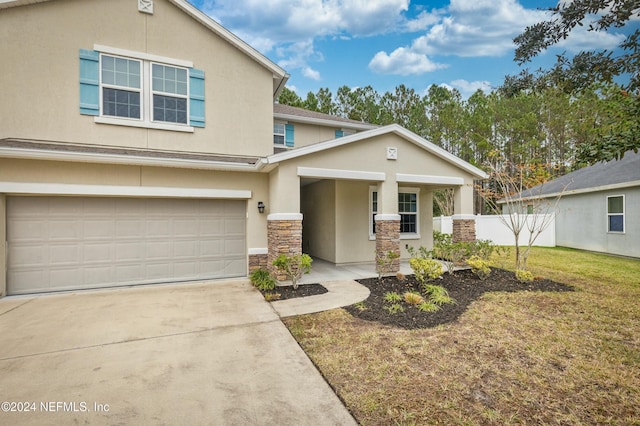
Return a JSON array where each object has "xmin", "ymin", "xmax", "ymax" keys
[
  {"xmin": 267, "ymin": 213, "xmax": 303, "ymax": 221},
  {"xmin": 0, "ymin": 182, "xmax": 252, "ymax": 199},
  {"xmin": 504, "ymin": 180, "xmax": 640, "ymax": 203},
  {"xmin": 375, "ymin": 214, "xmax": 401, "ymax": 221},
  {"xmin": 298, "ymin": 167, "xmax": 385, "ymax": 182},
  {"xmin": 167, "ymin": 0, "xmax": 287, "ymax": 80},
  {"xmin": 273, "ymin": 113, "xmax": 376, "ymax": 131},
  {"xmin": 248, "ymin": 248, "xmax": 268, "ymax": 255},
  {"xmin": 94, "ymin": 116, "xmax": 194, "ymax": 133},
  {"xmin": 0, "ymin": 147, "xmax": 258, "ymax": 172},
  {"xmin": 94, "ymin": 45, "xmax": 193, "ymax": 68},
  {"xmin": 396, "ymin": 173, "xmax": 464, "ymax": 186}
]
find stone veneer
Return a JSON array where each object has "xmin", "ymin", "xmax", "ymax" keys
[
  {"xmin": 248, "ymin": 253, "xmax": 268, "ymax": 273},
  {"xmin": 267, "ymin": 217, "xmax": 303, "ymax": 280},
  {"xmin": 452, "ymin": 219, "xmax": 476, "ymax": 242},
  {"xmin": 375, "ymin": 217, "xmax": 400, "ymax": 275}
]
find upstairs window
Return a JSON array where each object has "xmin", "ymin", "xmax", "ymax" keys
[
  {"xmin": 274, "ymin": 123, "xmax": 285, "ymax": 145},
  {"xmin": 607, "ymin": 195, "xmax": 625, "ymax": 233},
  {"xmin": 79, "ymin": 47, "xmax": 205, "ymax": 131}
]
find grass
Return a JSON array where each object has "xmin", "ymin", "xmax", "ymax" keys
[{"xmin": 283, "ymin": 247, "xmax": 640, "ymax": 425}]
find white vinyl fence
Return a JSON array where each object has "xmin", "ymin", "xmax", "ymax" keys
[{"xmin": 434, "ymin": 214, "xmax": 556, "ymax": 247}]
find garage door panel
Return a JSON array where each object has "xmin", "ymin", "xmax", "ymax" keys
[{"xmin": 7, "ymin": 197, "xmax": 247, "ymax": 295}]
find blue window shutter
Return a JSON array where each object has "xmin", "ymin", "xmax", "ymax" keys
[
  {"xmin": 285, "ymin": 124, "xmax": 294, "ymax": 147},
  {"xmin": 335, "ymin": 130, "xmax": 344, "ymax": 138},
  {"xmin": 79, "ymin": 49, "xmax": 100, "ymax": 116},
  {"xmin": 189, "ymin": 68, "xmax": 205, "ymax": 128}
]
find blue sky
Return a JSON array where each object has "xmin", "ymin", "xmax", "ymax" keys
[{"xmin": 189, "ymin": 0, "xmax": 635, "ymax": 98}]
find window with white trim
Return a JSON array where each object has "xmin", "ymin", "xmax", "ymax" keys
[
  {"xmin": 370, "ymin": 187, "xmax": 420, "ymax": 238},
  {"xmin": 607, "ymin": 195, "xmax": 625, "ymax": 233},
  {"xmin": 79, "ymin": 47, "xmax": 205, "ymax": 131},
  {"xmin": 274, "ymin": 123, "xmax": 285, "ymax": 145}
]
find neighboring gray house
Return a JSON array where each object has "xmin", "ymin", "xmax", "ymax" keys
[{"xmin": 514, "ymin": 150, "xmax": 640, "ymax": 258}]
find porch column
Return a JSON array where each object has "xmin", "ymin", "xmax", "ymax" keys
[
  {"xmin": 375, "ymin": 180, "xmax": 400, "ymax": 275},
  {"xmin": 452, "ymin": 184, "xmax": 476, "ymax": 242},
  {"xmin": 267, "ymin": 213, "xmax": 303, "ymax": 280}
]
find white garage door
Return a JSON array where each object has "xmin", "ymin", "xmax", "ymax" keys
[{"xmin": 7, "ymin": 196, "xmax": 246, "ymax": 295}]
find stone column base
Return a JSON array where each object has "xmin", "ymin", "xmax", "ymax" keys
[
  {"xmin": 248, "ymin": 250, "xmax": 268, "ymax": 274},
  {"xmin": 375, "ymin": 214, "xmax": 400, "ymax": 275},
  {"xmin": 452, "ymin": 215, "xmax": 476, "ymax": 242},
  {"xmin": 267, "ymin": 214, "xmax": 303, "ymax": 280}
]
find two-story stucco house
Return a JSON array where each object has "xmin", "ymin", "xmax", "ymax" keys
[{"xmin": 0, "ymin": 0, "xmax": 487, "ymax": 297}]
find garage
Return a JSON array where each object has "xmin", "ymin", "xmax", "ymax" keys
[{"xmin": 6, "ymin": 196, "xmax": 246, "ymax": 295}]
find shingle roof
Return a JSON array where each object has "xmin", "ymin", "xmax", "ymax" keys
[
  {"xmin": 273, "ymin": 103, "xmax": 374, "ymax": 127},
  {"xmin": 519, "ymin": 150, "xmax": 640, "ymax": 198}
]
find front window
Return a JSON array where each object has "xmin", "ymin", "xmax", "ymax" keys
[
  {"xmin": 274, "ymin": 123, "xmax": 285, "ymax": 145},
  {"xmin": 607, "ymin": 195, "xmax": 625, "ymax": 233},
  {"xmin": 152, "ymin": 64, "xmax": 188, "ymax": 124},
  {"xmin": 370, "ymin": 187, "xmax": 419, "ymax": 238},
  {"xmin": 101, "ymin": 55, "xmax": 141, "ymax": 119},
  {"xmin": 100, "ymin": 54, "xmax": 189, "ymax": 126}
]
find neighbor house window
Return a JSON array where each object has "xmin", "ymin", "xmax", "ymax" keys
[
  {"xmin": 370, "ymin": 187, "xmax": 419, "ymax": 238},
  {"xmin": 607, "ymin": 195, "xmax": 625, "ymax": 233},
  {"xmin": 79, "ymin": 47, "xmax": 205, "ymax": 131},
  {"xmin": 274, "ymin": 123, "xmax": 285, "ymax": 145}
]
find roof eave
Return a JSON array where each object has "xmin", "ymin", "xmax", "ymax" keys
[{"xmin": 273, "ymin": 112, "xmax": 377, "ymax": 131}]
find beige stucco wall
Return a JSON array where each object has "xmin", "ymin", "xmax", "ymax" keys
[
  {"xmin": 287, "ymin": 122, "xmax": 343, "ymax": 149},
  {"xmin": 0, "ymin": 157, "xmax": 270, "ymax": 251},
  {"xmin": 0, "ymin": 194, "xmax": 5, "ymax": 297},
  {"xmin": 277, "ymin": 134, "xmax": 474, "ymax": 263},
  {"xmin": 301, "ymin": 180, "xmax": 336, "ymax": 262},
  {"xmin": 0, "ymin": 0, "xmax": 274, "ymax": 156}
]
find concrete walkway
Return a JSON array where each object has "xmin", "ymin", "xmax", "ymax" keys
[
  {"xmin": 270, "ymin": 258, "xmax": 414, "ymax": 317},
  {"xmin": 0, "ymin": 280, "xmax": 357, "ymax": 426}
]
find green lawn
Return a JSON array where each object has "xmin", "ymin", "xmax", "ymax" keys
[{"xmin": 284, "ymin": 247, "xmax": 640, "ymax": 425}]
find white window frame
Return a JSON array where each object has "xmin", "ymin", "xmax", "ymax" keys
[
  {"xmin": 274, "ymin": 122, "xmax": 286, "ymax": 146},
  {"xmin": 94, "ymin": 46, "xmax": 194, "ymax": 133},
  {"xmin": 607, "ymin": 194, "xmax": 625, "ymax": 233},
  {"xmin": 369, "ymin": 186, "xmax": 420, "ymax": 240},
  {"xmin": 150, "ymin": 62, "xmax": 189, "ymax": 125}
]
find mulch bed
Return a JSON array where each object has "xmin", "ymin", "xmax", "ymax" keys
[
  {"xmin": 344, "ymin": 268, "xmax": 574, "ymax": 330},
  {"xmin": 261, "ymin": 283, "xmax": 328, "ymax": 300}
]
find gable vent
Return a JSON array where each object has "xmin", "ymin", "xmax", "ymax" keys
[{"xmin": 138, "ymin": 0, "xmax": 153, "ymax": 14}]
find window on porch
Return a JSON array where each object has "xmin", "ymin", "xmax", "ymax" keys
[{"xmin": 370, "ymin": 187, "xmax": 420, "ymax": 239}]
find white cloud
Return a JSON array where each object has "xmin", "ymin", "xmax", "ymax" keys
[
  {"xmin": 440, "ymin": 79, "xmax": 492, "ymax": 98},
  {"xmin": 302, "ymin": 67, "xmax": 322, "ymax": 81},
  {"xmin": 369, "ymin": 48, "xmax": 448, "ymax": 75}
]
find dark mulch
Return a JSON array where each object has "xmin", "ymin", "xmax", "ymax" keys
[
  {"xmin": 344, "ymin": 268, "xmax": 574, "ymax": 330},
  {"xmin": 260, "ymin": 283, "xmax": 328, "ymax": 300}
]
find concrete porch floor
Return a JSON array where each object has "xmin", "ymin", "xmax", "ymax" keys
[{"xmin": 298, "ymin": 258, "xmax": 414, "ymax": 285}]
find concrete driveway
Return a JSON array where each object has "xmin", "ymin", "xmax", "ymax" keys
[{"xmin": 0, "ymin": 280, "xmax": 356, "ymax": 425}]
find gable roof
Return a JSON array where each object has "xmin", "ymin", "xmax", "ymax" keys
[
  {"xmin": 274, "ymin": 104, "xmax": 377, "ymax": 131},
  {"xmin": 264, "ymin": 124, "xmax": 488, "ymax": 179},
  {"xmin": 517, "ymin": 150, "xmax": 640, "ymax": 200},
  {"xmin": 0, "ymin": 0, "xmax": 289, "ymax": 97}
]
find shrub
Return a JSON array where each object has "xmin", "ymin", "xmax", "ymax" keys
[
  {"xmin": 383, "ymin": 292, "xmax": 402, "ymax": 303},
  {"xmin": 272, "ymin": 253, "xmax": 313, "ymax": 289},
  {"xmin": 417, "ymin": 301, "xmax": 440, "ymax": 312},
  {"xmin": 516, "ymin": 269, "xmax": 534, "ymax": 283},
  {"xmin": 409, "ymin": 257, "xmax": 443, "ymax": 285},
  {"xmin": 396, "ymin": 272, "xmax": 406, "ymax": 282},
  {"xmin": 466, "ymin": 255, "xmax": 491, "ymax": 280},
  {"xmin": 385, "ymin": 303, "xmax": 404, "ymax": 314},
  {"xmin": 422, "ymin": 284, "xmax": 454, "ymax": 306},
  {"xmin": 403, "ymin": 291, "xmax": 424, "ymax": 305},
  {"xmin": 249, "ymin": 268, "xmax": 276, "ymax": 291}
]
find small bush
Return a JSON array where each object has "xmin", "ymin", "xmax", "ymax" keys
[
  {"xmin": 354, "ymin": 301, "xmax": 367, "ymax": 311},
  {"xmin": 422, "ymin": 284, "xmax": 454, "ymax": 306},
  {"xmin": 396, "ymin": 272, "xmax": 406, "ymax": 282},
  {"xmin": 417, "ymin": 301, "xmax": 440, "ymax": 312},
  {"xmin": 263, "ymin": 292, "xmax": 281, "ymax": 301},
  {"xmin": 403, "ymin": 291, "xmax": 425, "ymax": 305},
  {"xmin": 273, "ymin": 253, "xmax": 313, "ymax": 289},
  {"xmin": 516, "ymin": 269, "xmax": 534, "ymax": 283},
  {"xmin": 466, "ymin": 255, "xmax": 491, "ymax": 280},
  {"xmin": 249, "ymin": 268, "xmax": 276, "ymax": 291},
  {"xmin": 384, "ymin": 292, "xmax": 402, "ymax": 303},
  {"xmin": 385, "ymin": 303, "xmax": 404, "ymax": 314},
  {"xmin": 409, "ymin": 257, "xmax": 443, "ymax": 285}
]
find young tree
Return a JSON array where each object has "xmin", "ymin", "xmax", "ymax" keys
[
  {"xmin": 478, "ymin": 153, "xmax": 566, "ymax": 271},
  {"xmin": 277, "ymin": 87, "xmax": 303, "ymax": 107}
]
